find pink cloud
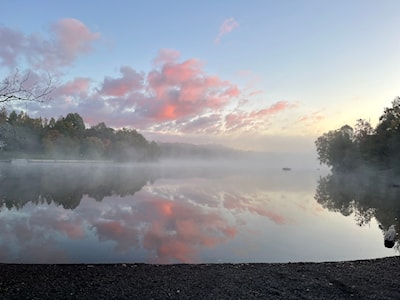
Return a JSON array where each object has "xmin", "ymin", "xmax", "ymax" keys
[
  {"xmin": 215, "ymin": 18, "xmax": 240, "ymax": 44},
  {"xmin": 247, "ymin": 90, "xmax": 263, "ymax": 97},
  {"xmin": 0, "ymin": 27, "xmax": 24, "ymax": 66},
  {"xmin": 157, "ymin": 240, "xmax": 195, "ymax": 263},
  {"xmin": 19, "ymin": 45, "xmax": 297, "ymax": 137},
  {"xmin": 56, "ymin": 77, "xmax": 91, "ymax": 97},
  {"xmin": 100, "ymin": 66, "xmax": 144, "ymax": 97},
  {"xmin": 29, "ymin": 209, "xmax": 86, "ymax": 240},
  {"xmin": 224, "ymin": 100, "xmax": 293, "ymax": 132},
  {"xmin": 2, "ymin": 20, "xmax": 304, "ymax": 139},
  {"xmin": 96, "ymin": 220, "xmax": 124, "ymax": 236},
  {"xmin": 297, "ymin": 110, "xmax": 325, "ymax": 126},
  {"xmin": 162, "ymin": 59, "xmax": 203, "ymax": 84},
  {"xmin": 251, "ymin": 101, "xmax": 292, "ymax": 117},
  {"xmin": 71, "ymin": 192, "xmax": 238, "ymax": 263},
  {"xmin": 51, "ymin": 18, "xmax": 100, "ymax": 62},
  {"xmin": 224, "ymin": 113, "xmax": 245, "ymax": 131},
  {"xmin": 139, "ymin": 54, "xmax": 240, "ymax": 122},
  {"xmin": 133, "ymin": 196, "xmax": 238, "ymax": 263},
  {"xmin": 180, "ymin": 114, "xmax": 222, "ymax": 134},
  {"xmin": 94, "ymin": 220, "xmax": 140, "ymax": 252},
  {"xmin": 223, "ymin": 194, "xmax": 286, "ymax": 225},
  {"xmin": 0, "ymin": 208, "xmax": 83, "ymax": 263},
  {"xmin": 0, "ymin": 18, "xmax": 100, "ymax": 70},
  {"xmin": 153, "ymin": 48, "xmax": 181, "ymax": 66},
  {"xmin": 54, "ymin": 220, "xmax": 85, "ymax": 239}
]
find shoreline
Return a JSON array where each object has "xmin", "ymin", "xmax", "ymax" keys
[{"xmin": 1, "ymin": 256, "xmax": 399, "ymax": 299}]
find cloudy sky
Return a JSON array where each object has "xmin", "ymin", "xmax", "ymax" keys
[{"xmin": 0, "ymin": 0, "xmax": 399, "ymax": 152}]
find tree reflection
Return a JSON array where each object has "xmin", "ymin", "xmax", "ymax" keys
[
  {"xmin": 0, "ymin": 164, "xmax": 156, "ymax": 210},
  {"xmin": 315, "ymin": 169, "xmax": 400, "ymax": 247}
]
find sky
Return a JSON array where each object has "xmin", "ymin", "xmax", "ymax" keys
[{"xmin": 0, "ymin": 0, "xmax": 399, "ymax": 153}]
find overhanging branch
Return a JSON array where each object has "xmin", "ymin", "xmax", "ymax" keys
[{"xmin": 0, "ymin": 70, "xmax": 54, "ymax": 104}]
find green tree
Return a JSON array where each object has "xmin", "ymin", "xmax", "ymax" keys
[
  {"xmin": 112, "ymin": 128, "xmax": 149, "ymax": 161},
  {"xmin": 81, "ymin": 136, "xmax": 105, "ymax": 159},
  {"xmin": 316, "ymin": 97, "xmax": 400, "ymax": 172},
  {"xmin": 373, "ymin": 98, "xmax": 400, "ymax": 170},
  {"xmin": 0, "ymin": 109, "xmax": 160, "ymax": 162},
  {"xmin": 376, "ymin": 97, "xmax": 400, "ymax": 133},
  {"xmin": 315, "ymin": 125, "xmax": 358, "ymax": 170},
  {"xmin": 85, "ymin": 122, "xmax": 115, "ymax": 157},
  {"xmin": 54, "ymin": 113, "xmax": 85, "ymax": 138},
  {"xmin": 86, "ymin": 122, "xmax": 114, "ymax": 140}
]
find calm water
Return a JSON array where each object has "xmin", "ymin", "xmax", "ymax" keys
[{"xmin": 0, "ymin": 159, "xmax": 397, "ymax": 264}]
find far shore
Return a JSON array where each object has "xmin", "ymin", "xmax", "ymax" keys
[{"xmin": 0, "ymin": 158, "xmax": 114, "ymax": 164}]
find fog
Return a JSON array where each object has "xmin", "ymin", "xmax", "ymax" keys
[
  {"xmin": 157, "ymin": 150, "xmax": 322, "ymax": 171},
  {"xmin": 0, "ymin": 155, "xmax": 395, "ymax": 264}
]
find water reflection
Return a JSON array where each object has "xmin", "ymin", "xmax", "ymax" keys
[
  {"xmin": 0, "ymin": 163, "xmax": 394, "ymax": 263},
  {"xmin": 0, "ymin": 164, "xmax": 155, "ymax": 209},
  {"xmin": 315, "ymin": 169, "xmax": 400, "ymax": 249}
]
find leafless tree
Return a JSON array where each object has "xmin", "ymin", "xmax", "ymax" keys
[{"xmin": 0, "ymin": 70, "xmax": 54, "ymax": 104}]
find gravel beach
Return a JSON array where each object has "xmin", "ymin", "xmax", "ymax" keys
[{"xmin": 1, "ymin": 256, "xmax": 399, "ymax": 299}]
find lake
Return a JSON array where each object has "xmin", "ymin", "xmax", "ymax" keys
[{"xmin": 0, "ymin": 158, "xmax": 397, "ymax": 264}]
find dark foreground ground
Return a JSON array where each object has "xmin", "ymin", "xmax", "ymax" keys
[{"xmin": 1, "ymin": 256, "xmax": 399, "ymax": 299}]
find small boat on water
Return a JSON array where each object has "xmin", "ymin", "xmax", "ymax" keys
[{"xmin": 282, "ymin": 167, "xmax": 291, "ymax": 171}]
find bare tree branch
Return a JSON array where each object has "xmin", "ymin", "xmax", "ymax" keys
[{"xmin": 0, "ymin": 70, "xmax": 54, "ymax": 104}]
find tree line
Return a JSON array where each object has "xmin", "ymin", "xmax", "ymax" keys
[
  {"xmin": 315, "ymin": 97, "xmax": 400, "ymax": 173},
  {"xmin": 0, "ymin": 109, "xmax": 160, "ymax": 162},
  {"xmin": 315, "ymin": 97, "xmax": 400, "ymax": 246}
]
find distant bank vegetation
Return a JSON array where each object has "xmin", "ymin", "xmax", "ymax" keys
[
  {"xmin": 0, "ymin": 110, "xmax": 160, "ymax": 162},
  {"xmin": 316, "ymin": 97, "xmax": 400, "ymax": 174},
  {"xmin": 0, "ymin": 110, "xmax": 245, "ymax": 162}
]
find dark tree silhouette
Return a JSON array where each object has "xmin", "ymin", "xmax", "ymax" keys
[{"xmin": 0, "ymin": 70, "xmax": 54, "ymax": 104}]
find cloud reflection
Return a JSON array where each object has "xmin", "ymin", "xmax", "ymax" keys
[
  {"xmin": 90, "ymin": 191, "xmax": 239, "ymax": 263},
  {"xmin": 0, "ymin": 164, "xmax": 318, "ymax": 263}
]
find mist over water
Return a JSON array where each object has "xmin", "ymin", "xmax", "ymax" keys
[{"xmin": 0, "ymin": 154, "xmax": 394, "ymax": 264}]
